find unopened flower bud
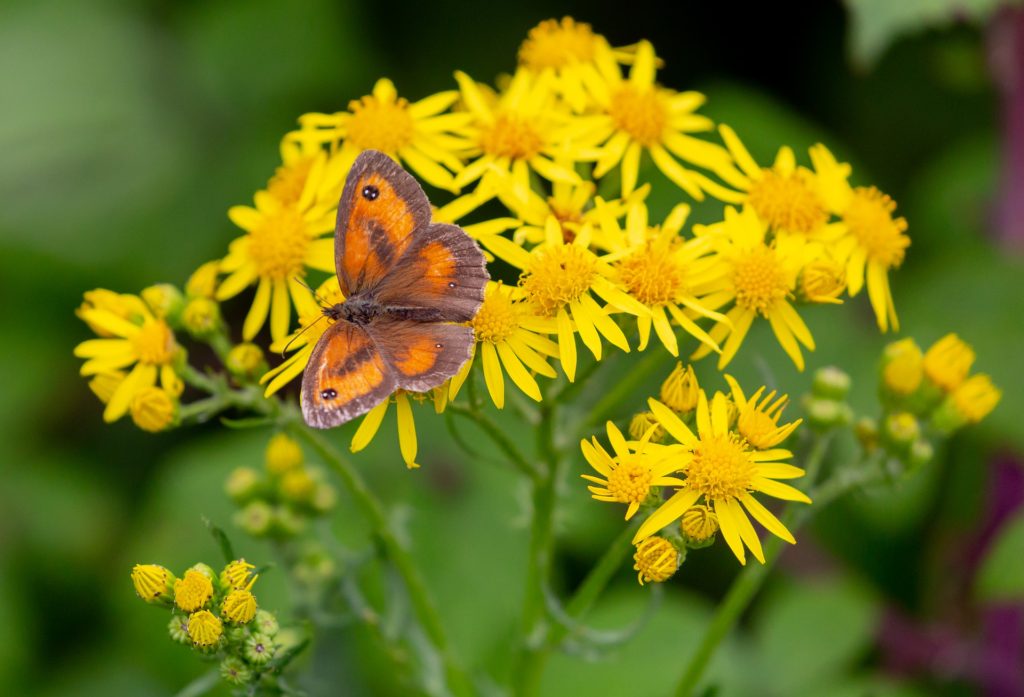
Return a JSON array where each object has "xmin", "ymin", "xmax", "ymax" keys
[
  {"xmin": 680, "ymin": 505, "xmax": 718, "ymax": 546},
  {"xmin": 660, "ymin": 363, "xmax": 699, "ymax": 413},
  {"xmin": 226, "ymin": 343, "xmax": 266, "ymax": 381},
  {"xmin": 253, "ymin": 609, "xmax": 279, "ymax": 637},
  {"xmin": 131, "ymin": 564, "xmax": 175, "ymax": 604},
  {"xmin": 812, "ymin": 366, "xmax": 850, "ymax": 401},
  {"xmin": 221, "ymin": 559, "xmax": 257, "ymax": 591},
  {"xmin": 629, "ymin": 411, "xmax": 665, "ymax": 442},
  {"xmin": 168, "ymin": 613, "xmax": 191, "ymax": 644},
  {"xmin": 908, "ymin": 439, "xmax": 934, "ymax": 470},
  {"xmin": 803, "ymin": 396, "xmax": 851, "ymax": 430},
  {"xmin": 235, "ymin": 501, "xmax": 274, "ymax": 537},
  {"xmin": 222, "ymin": 589, "xmax": 257, "ymax": 624},
  {"xmin": 633, "ymin": 536, "xmax": 681, "ymax": 585},
  {"xmin": 923, "ymin": 334, "xmax": 974, "ymax": 392},
  {"xmin": 244, "ymin": 633, "xmax": 276, "ymax": 665},
  {"xmin": 882, "ymin": 412, "xmax": 920, "ymax": 452},
  {"xmin": 220, "ymin": 656, "xmax": 251, "ymax": 685},
  {"xmin": 312, "ymin": 482, "xmax": 337, "ymax": 514},
  {"xmin": 280, "ymin": 469, "xmax": 316, "ymax": 504},
  {"xmin": 187, "ymin": 609, "xmax": 223, "ymax": 648},
  {"xmin": 181, "ymin": 297, "xmax": 222, "ymax": 339},
  {"xmin": 265, "ymin": 433, "xmax": 303, "ymax": 475},
  {"xmin": 225, "ymin": 467, "xmax": 262, "ymax": 503},
  {"xmin": 855, "ymin": 417, "xmax": 879, "ymax": 452},
  {"xmin": 141, "ymin": 283, "xmax": 184, "ymax": 323},
  {"xmin": 174, "ymin": 568, "xmax": 214, "ymax": 612},
  {"xmin": 130, "ymin": 386, "xmax": 178, "ymax": 432}
]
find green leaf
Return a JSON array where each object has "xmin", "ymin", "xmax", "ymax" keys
[
  {"xmin": 845, "ymin": 0, "xmax": 1013, "ymax": 68},
  {"xmin": 202, "ymin": 517, "xmax": 236, "ymax": 565},
  {"xmin": 977, "ymin": 510, "xmax": 1024, "ymax": 601},
  {"xmin": 753, "ymin": 577, "xmax": 878, "ymax": 694}
]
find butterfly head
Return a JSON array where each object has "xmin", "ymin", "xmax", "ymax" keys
[{"xmin": 324, "ymin": 293, "xmax": 382, "ymax": 326}]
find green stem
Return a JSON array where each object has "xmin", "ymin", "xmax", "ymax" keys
[
  {"xmin": 293, "ymin": 427, "xmax": 475, "ymax": 697},
  {"xmin": 447, "ymin": 403, "xmax": 541, "ymax": 482},
  {"xmin": 513, "ymin": 400, "xmax": 561, "ymax": 697},
  {"xmin": 178, "ymin": 363, "xmax": 220, "ymax": 394},
  {"xmin": 672, "ymin": 434, "xmax": 832, "ymax": 697}
]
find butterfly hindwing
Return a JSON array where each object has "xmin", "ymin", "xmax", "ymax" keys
[
  {"xmin": 374, "ymin": 223, "xmax": 488, "ymax": 322},
  {"xmin": 301, "ymin": 320, "xmax": 396, "ymax": 429},
  {"xmin": 334, "ymin": 151, "xmax": 432, "ymax": 296},
  {"xmin": 367, "ymin": 319, "xmax": 475, "ymax": 393}
]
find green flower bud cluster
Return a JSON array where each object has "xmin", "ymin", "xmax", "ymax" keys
[{"xmin": 227, "ymin": 433, "xmax": 337, "ymax": 539}]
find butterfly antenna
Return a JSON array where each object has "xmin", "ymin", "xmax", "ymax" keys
[
  {"xmin": 293, "ymin": 276, "xmax": 331, "ymax": 309},
  {"xmin": 280, "ymin": 314, "xmax": 327, "ymax": 358}
]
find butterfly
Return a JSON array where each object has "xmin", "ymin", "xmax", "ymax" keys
[{"xmin": 300, "ymin": 150, "xmax": 489, "ymax": 429}]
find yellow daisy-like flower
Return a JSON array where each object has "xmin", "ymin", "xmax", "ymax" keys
[
  {"xmin": 351, "ymin": 389, "xmax": 446, "ymax": 470},
  {"xmin": 517, "ymin": 17, "xmax": 639, "ymax": 114},
  {"xmin": 222, "ymin": 589, "xmax": 258, "ymax": 624},
  {"xmin": 577, "ymin": 40, "xmax": 739, "ymax": 199},
  {"xmin": 724, "ymin": 375, "xmax": 801, "ymax": 449},
  {"xmin": 600, "ymin": 200, "xmax": 729, "ymax": 357},
  {"xmin": 174, "ymin": 569, "xmax": 214, "ymax": 613},
  {"xmin": 443, "ymin": 68, "xmax": 586, "ymax": 220},
  {"xmin": 949, "ymin": 374, "xmax": 1001, "ymax": 424},
  {"xmin": 261, "ymin": 277, "xmax": 345, "ymax": 397},
  {"xmin": 449, "ymin": 282, "xmax": 559, "ymax": 408},
  {"xmin": 581, "ymin": 421, "xmax": 685, "ymax": 520},
  {"xmin": 810, "ymin": 144, "xmax": 910, "ymax": 332},
  {"xmin": 131, "ymin": 564, "xmax": 174, "ymax": 603},
  {"xmin": 923, "ymin": 333, "xmax": 974, "ymax": 392},
  {"xmin": 75, "ymin": 292, "xmax": 183, "ymax": 423},
  {"xmin": 718, "ymin": 125, "xmax": 835, "ymax": 238},
  {"xmin": 692, "ymin": 206, "xmax": 816, "ymax": 370},
  {"xmin": 221, "ymin": 559, "xmax": 258, "ymax": 591},
  {"xmin": 494, "ymin": 217, "xmax": 648, "ymax": 380},
  {"xmin": 292, "ymin": 78, "xmax": 473, "ymax": 193},
  {"xmin": 187, "ymin": 610, "xmax": 223, "ymax": 647},
  {"xmin": 217, "ymin": 150, "xmax": 344, "ymax": 343},
  {"xmin": 882, "ymin": 338, "xmax": 924, "ymax": 396},
  {"xmin": 634, "ymin": 391, "xmax": 811, "ymax": 565}
]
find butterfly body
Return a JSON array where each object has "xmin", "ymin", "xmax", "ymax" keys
[{"xmin": 300, "ymin": 150, "xmax": 488, "ymax": 429}]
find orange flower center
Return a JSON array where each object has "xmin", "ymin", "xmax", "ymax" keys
[
  {"xmin": 481, "ymin": 113, "xmax": 545, "ymax": 160},
  {"xmin": 518, "ymin": 17, "xmax": 599, "ymax": 70},
  {"xmin": 732, "ymin": 246, "xmax": 790, "ymax": 316},
  {"xmin": 747, "ymin": 169, "xmax": 828, "ymax": 235},
  {"xmin": 686, "ymin": 434, "xmax": 755, "ymax": 501},
  {"xmin": 247, "ymin": 207, "xmax": 310, "ymax": 281},
  {"xmin": 346, "ymin": 95, "xmax": 415, "ymax": 153},
  {"xmin": 609, "ymin": 85, "xmax": 667, "ymax": 147}
]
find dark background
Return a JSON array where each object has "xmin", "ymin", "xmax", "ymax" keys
[{"xmin": 1, "ymin": 1, "xmax": 1022, "ymax": 695}]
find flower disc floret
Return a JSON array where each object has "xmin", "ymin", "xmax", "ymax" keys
[
  {"xmin": 345, "ymin": 93, "xmax": 416, "ymax": 153},
  {"xmin": 518, "ymin": 17, "xmax": 599, "ymax": 69},
  {"xmin": 747, "ymin": 169, "xmax": 828, "ymax": 235},
  {"xmin": 609, "ymin": 85, "xmax": 668, "ymax": 147},
  {"xmin": 246, "ymin": 207, "xmax": 311, "ymax": 281},
  {"xmin": 732, "ymin": 246, "xmax": 790, "ymax": 316},
  {"xmin": 174, "ymin": 569, "xmax": 213, "ymax": 612},
  {"xmin": 471, "ymin": 288, "xmax": 521, "ymax": 343},
  {"xmin": 481, "ymin": 114, "xmax": 545, "ymax": 160},
  {"xmin": 618, "ymin": 242, "xmax": 687, "ymax": 306},
  {"xmin": 131, "ymin": 320, "xmax": 176, "ymax": 365},
  {"xmin": 520, "ymin": 244, "xmax": 598, "ymax": 316},
  {"xmin": 844, "ymin": 186, "xmax": 909, "ymax": 269},
  {"xmin": 687, "ymin": 434, "xmax": 756, "ymax": 501},
  {"xmin": 607, "ymin": 463, "xmax": 654, "ymax": 505}
]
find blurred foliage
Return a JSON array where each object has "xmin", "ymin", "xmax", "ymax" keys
[{"xmin": 0, "ymin": 1, "xmax": 1021, "ymax": 695}]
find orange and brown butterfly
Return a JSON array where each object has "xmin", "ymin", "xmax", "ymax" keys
[{"xmin": 301, "ymin": 150, "xmax": 489, "ymax": 429}]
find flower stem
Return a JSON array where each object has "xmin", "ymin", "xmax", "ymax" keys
[
  {"xmin": 671, "ymin": 434, "xmax": 832, "ymax": 697},
  {"xmin": 585, "ymin": 348, "xmax": 666, "ymax": 427},
  {"xmin": 293, "ymin": 427, "xmax": 475, "ymax": 697},
  {"xmin": 513, "ymin": 400, "xmax": 561, "ymax": 696},
  {"xmin": 447, "ymin": 403, "xmax": 541, "ymax": 481}
]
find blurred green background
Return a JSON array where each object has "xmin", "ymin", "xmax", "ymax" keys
[{"xmin": 2, "ymin": 1, "xmax": 1023, "ymax": 695}]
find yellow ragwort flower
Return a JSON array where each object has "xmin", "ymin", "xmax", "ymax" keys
[
  {"xmin": 222, "ymin": 589, "xmax": 258, "ymax": 624},
  {"xmin": 131, "ymin": 564, "xmax": 174, "ymax": 603},
  {"xmin": 129, "ymin": 386, "xmax": 177, "ymax": 432},
  {"xmin": 75, "ymin": 291, "xmax": 183, "ymax": 423},
  {"xmin": 221, "ymin": 559, "xmax": 257, "ymax": 591},
  {"xmin": 266, "ymin": 432, "xmax": 304, "ymax": 475},
  {"xmin": 601, "ymin": 200, "xmax": 729, "ymax": 356},
  {"xmin": 293, "ymin": 78, "xmax": 473, "ymax": 193},
  {"xmin": 174, "ymin": 569, "xmax": 214, "ymax": 613},
  {"xmin": 496, "ymin": 217, "xmax": 647, "ymax": 380},
  {"xmin": 217, "ymin": 148, "xmax": 344, "ymax": 342},
  {"xmin": 517, "ymin": 17, "xmax": 636, "ymax": 113},
  {"xmin": 449, "ymin": 282, "xmax": 559, "ymax": 408},
  {"xmin": 882, "ymin": 338, "xmax": 924, "ymax": 396},
  {"xmin": 718, "ymin": 125, "xmax": 835, "ymax": 238},
  {"xmin": 692, "ymin": 206, "xmax": 816, "ymax": 370},
  {"xmin": 923, "ymin": 333, "xmax": 974, "ymax": 392},
  {"xmin": 633, "ymin": 536, "xmax": 680, "ymax": 585},
  {"xmin": 187, "ymin": 610, "xmax": 223, "ymax": 647},
  {"xmin": 442, "ymin": 68, "xmax": 586, "ymax": 220},
  {"xmin": 577, "ymin": 41, "xmax": 739, "ymax": 199},
  {"xmin": 680, "ymin": 504, "xmax": 719, "ymax": 544},
  {"xmin": 634, "ymin": 390, "xmax": 811, "ymax": 565},
  {"xmin": 810, "ymin": 144, "xmax": 909, "ymax": 332},
  {"xmin": 581, "ymin": 421, "xmax": 685, "ymax": 520},
  {"xmin": 660, "ymin": 362, "xmax": 700, "ymax": 413},
  {"xmin": 950, "ymin": 374, "xmax": 1001, "ymax": 424},
  {"xmin": 725, "ymin": 375, "xmax": 802, "ymax": 450}
]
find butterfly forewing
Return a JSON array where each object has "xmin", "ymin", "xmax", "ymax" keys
[
  {"xmin": 301, "ymin": 320, "xmax": 396, "ymax": 428},
  {"xmin": 334, "ymin": 151, "xmax": 432, "ymax": 296}
]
